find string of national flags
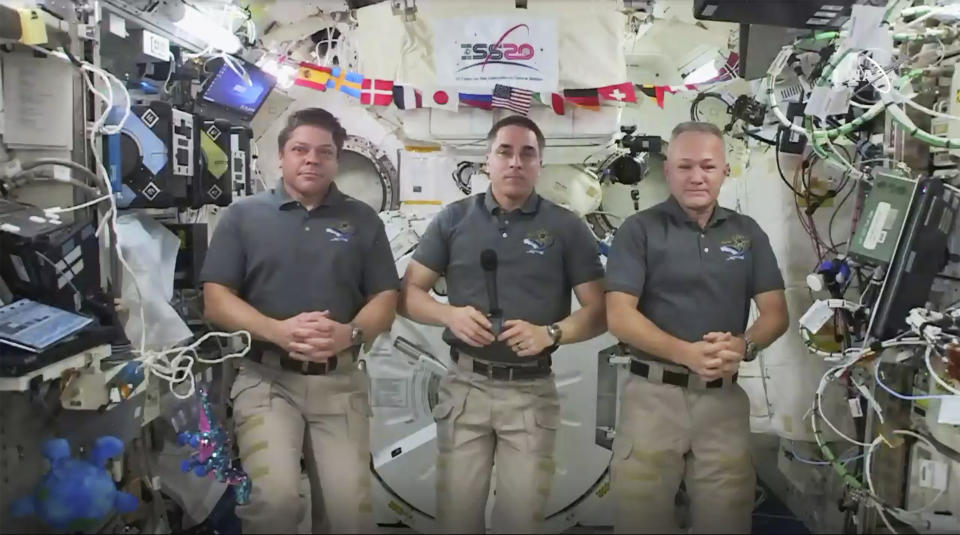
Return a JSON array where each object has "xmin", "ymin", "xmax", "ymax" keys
[{"xmin": 291, "ymin": 60, "xmax": 736, "ymax": 115}]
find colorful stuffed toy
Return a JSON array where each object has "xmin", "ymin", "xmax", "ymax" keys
[
  {"xmin": 10, "ymin": 436, "xmax": 139, "ymax": 531},
  {"xmin": 177, "ymin": 385, "xmax": 251, "ymax": 504}
]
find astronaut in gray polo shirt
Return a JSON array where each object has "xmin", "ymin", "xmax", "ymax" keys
[
  {"xmin": 605, "ymin": 121, "xmax": 788, "ymax": 534},
  {"xmin": 400, "ymin": 115, "xmax": 606, "ymax": 533},
  {"xmin": 200, "ymin": 108, "xmax": 399, "ymax": 534}
]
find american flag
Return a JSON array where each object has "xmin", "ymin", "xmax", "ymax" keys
[{"xmin": 492, "ymin": 84, "xmax": 533, "ymax": 115}]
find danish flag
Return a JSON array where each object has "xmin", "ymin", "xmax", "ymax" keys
[{"xmin": 361, "ymin": 79, "xmax": 395, "ymax": 106}]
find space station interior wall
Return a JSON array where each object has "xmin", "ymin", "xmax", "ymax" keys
[{"xmin": 353, "ymin": 0, "xmax": 627, "ymax": 88}]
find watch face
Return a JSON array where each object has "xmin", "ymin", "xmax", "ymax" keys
[{"xmin": 548, "ymin": 325, "xmax": 561, "ymax": 343}]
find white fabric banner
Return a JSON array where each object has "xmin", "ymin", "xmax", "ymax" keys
[
  {"xmin": 355, "ymin": 1, "xmax": 626, "ymax": 91},
  {"xmin": 433, "ymin": 16, "xmax": 559, "ymax": 91}
]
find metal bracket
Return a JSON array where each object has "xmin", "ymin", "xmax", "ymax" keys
[
  {"xmin": 77, "ymin": 23, "xmax": 98, "ymax": 42},
  {"xmin": 390, "ymin": 0, "xmax": 417, "ymax": 22}
]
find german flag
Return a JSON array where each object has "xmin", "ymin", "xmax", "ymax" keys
[
  {"xmin": 294, "ymin": 62, "xmax": 331, "ymax": 91},
  {"xmin": 563, "ymin": 88, "xmax": 600, "ymax": 110}
]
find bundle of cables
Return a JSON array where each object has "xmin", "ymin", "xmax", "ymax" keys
[{"xmin": 14, "ymin": 41, "xmax": 252, "ymax": 400}]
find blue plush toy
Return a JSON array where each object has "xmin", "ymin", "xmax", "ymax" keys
[{"xmin": 10, "ymin": 436, "xmax": 139, "ymax": 531}]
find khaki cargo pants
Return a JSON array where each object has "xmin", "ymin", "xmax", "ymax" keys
[
  {"xmin": 433, "ymin": 354, "xmax": 560, "ymax": 534},
  {"xmin": 230, "ymin": 352, "xmax": 374, "ymax": 534},
  {"xmin": 611, "ymin": 371, "xmax": 754, "ymax": 534}
]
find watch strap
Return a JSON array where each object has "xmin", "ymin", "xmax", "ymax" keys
[
  {"xmin": 350, "ymin": 324, "xmax": 363, "ymax": 346},
  {"xmin": 743, "ymin": 336, "xmax": 759, "ymax": 362},
  {"xmin": 546, "ymin": 324, "xmax": 562, "ymax": 352}
]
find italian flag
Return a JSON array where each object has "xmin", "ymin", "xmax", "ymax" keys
[{"xmin": 534, "ymin": 92, "xmax": 565, "ymax": 115}]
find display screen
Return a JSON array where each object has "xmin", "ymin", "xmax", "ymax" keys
[{"xmin": 199, "ymin": 58, "xmax": 276, "ymax": 119}]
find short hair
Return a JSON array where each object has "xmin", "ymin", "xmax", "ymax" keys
[
  {"xmin": 486, "ymin": 115, "xmax": 546, "ymax": 154},
  {"xmin": 277, "ymin": 107, "xmax": 347, "ymax": 154},
  {"xmin": 669, "ymin": 121, "xmax": 725, "ymax": 146}
]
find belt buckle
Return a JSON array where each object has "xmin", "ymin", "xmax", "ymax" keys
[
  {"xmin": 301, "ymin": 360, "xmax": 311, "ymax": 374},
  {"xmin": 507, "ymin": 367, "xmax": 515, "ymax": 381}
]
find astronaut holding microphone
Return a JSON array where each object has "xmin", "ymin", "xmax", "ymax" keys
[{"xmin": 399, "ymin": 115, "xmax": 607, "ymax": 534}]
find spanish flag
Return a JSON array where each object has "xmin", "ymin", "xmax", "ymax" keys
[{"xmin": 294, "ymin": 62, "xmax": 331, "ymax": 91}]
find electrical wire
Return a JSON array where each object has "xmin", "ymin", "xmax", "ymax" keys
[
  {"xmin": 745, "ymin": 130, "xmax": 777, "ymax": 146},
  {"xmin": 865, "ymin": 429, "xmax": 950, "ymax": 519},
  {"xmin": 20, "ymin": 158, "xmax": 103, "ymax": 186},
  {"xmin": 872, "ymin": 353, "xmax": 956, "ymax": 400},
  {"xmin": 6, "ymin": 174, "xmax": 101, "ymax": 195},
  {"xmin": 690, "ymin": 92, "xmax": 730, "ymax": 123},
  {"xmin": 827, "ymin": 173, "xmax": 856, "ymax": 251},
  {"xmin": 73, "ymin": 61, "xmax": 148, "ymax": 355},
  {"xmin": 815, "ymin": 366, "xmax": 876, "ymax": 447},
  {"xmin": 788, "ymin": 440, "xmax": 864, "ymax": 466},
  {"xmin": 44, "ymin": 194, "xmax": 113, "ymax": 214},
  {"xmin": 757, "ymin": 13, "xmax": 960, "ymax": 531},
  {"xmin": 27, "ymin": 41, "xmax": 253, "ymax": 399},
  {"xmin": 134, "ymin": 330, "xmax": 252, "ymax": 399},
  {"xmin": 774, "ymin": 131, "xmax": 805, "ymax": 198},
  {"xmin": 163, "ymin": 49, "xmax": 177, "ymax": 95}
]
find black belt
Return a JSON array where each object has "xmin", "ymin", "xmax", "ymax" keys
[
  {"xmin": 248, "ymin": 342, "xmax": 355, "ymax": 376},
  {"xmin": 630, "ymin": 360, "xmax": 737, "ymax": 389},
  {"xmin": 451, "ymin": 347, "xmax": 552, "ymax": 381}
]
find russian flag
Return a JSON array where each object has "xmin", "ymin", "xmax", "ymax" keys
[{"xmin": 459, "ymin": 92, "xmax": 493, "ymax": 110}]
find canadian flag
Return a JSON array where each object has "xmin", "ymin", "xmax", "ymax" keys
[
  {"xmin": 361, "ymin": 79, "xmax": 394, "ymax": 106},
  {"xmin": 422, "ymin": 87, "xmax": 459, "ymax": 112}
]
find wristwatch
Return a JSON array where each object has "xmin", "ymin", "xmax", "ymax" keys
[
  {"xmin": 350, "ymin": 324, "xmax": 364, "ymax": 346},
  {"xmin": 546, "ymin": 323, "xmax": 563, "ymax": 352},
  {"xmin": 743, "ymin": 336, "xmax": 759, "ymax": 362}
]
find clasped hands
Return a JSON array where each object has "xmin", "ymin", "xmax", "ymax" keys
[
  {"xmin": 681, "ymin": 331, "xmax": 747, "ymax": 381},
  {"xmin": 444, "ymin": 305, "xmax": 552, "ymax": 357},
  {"xmin": 271, "ymin": 311, "xmax": 353, "ymax": 362}
]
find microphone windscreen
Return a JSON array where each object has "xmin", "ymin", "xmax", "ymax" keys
[{"xmin": 480, "ymin": 249, "xmax": 498, "ymax": 272}]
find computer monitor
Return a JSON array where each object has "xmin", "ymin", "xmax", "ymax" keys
[
  {"xmin": 197, "ymin": 57, "xmax": 276, "ymax": 122},
  {"xmin": 871, "ymin": 179, "xmax": 959, "ymax": 340}
]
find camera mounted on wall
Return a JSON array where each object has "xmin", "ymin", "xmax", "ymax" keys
[{"xmin": 604, "ymin": 126, "xmax": 662, "ymax": 186}]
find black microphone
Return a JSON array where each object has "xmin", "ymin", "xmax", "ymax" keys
[{"xmin": 480, "ymin": 249, "xmax": 500, "ymax": 316}]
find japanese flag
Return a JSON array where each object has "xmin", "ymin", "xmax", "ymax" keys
[{"xmin": 423, "ymin": 87, "xmax": 460, "ymax": 112}]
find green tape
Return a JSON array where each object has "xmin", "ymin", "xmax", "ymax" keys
[{"xmin": 200, "ymin": 131, "xmax": 229, "ymax": 178}]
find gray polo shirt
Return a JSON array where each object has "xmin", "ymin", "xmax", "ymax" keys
[
  {"xmin": 414, "ymin": 188, "xmax": 604, "ymax": 329},
  {"xmin": 200, "ymin": 182, "xmax": 399, "ymax": 324},
  {"xmin": 606, "ymin": 196, "xmax": 784, "ymax": 363}
]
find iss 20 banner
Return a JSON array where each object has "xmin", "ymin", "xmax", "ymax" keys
[{"xmin": 433, "ymin": 16, "xmax": 559, "ymax": 92}]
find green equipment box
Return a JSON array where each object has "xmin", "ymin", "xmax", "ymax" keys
[{"xmin": 849, "ymin": 172, "xmax": 918, "ymax": 265}]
